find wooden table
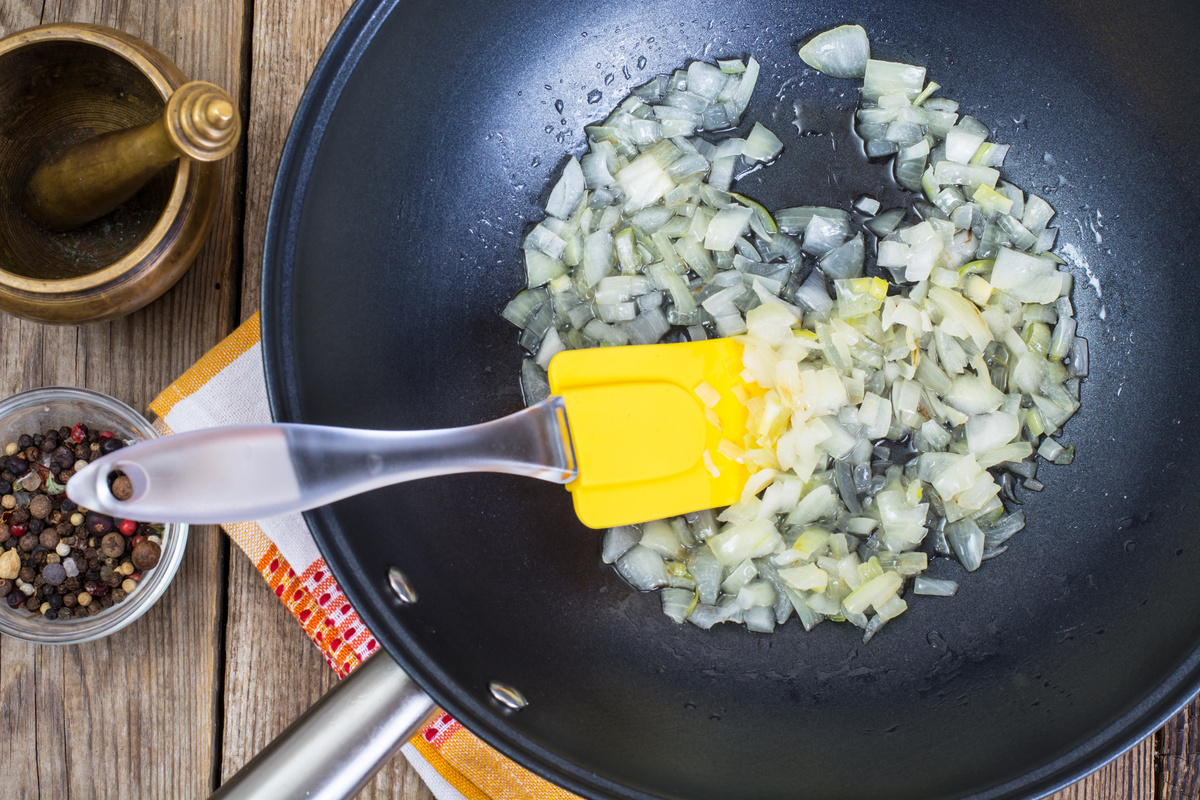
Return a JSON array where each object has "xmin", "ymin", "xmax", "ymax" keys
[{"xmin": 0, "ymin": 1, "xmax": 1196, "ymax": 798}]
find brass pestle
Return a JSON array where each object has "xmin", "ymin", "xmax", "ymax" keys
[{"xmin": 23, "ymin": 80, "xmax": 240, "ymax": 232}]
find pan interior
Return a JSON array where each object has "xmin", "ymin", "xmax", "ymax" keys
[{"xmin": 263, "ymin": 0, "xmax": 1200, "ymax": 798}]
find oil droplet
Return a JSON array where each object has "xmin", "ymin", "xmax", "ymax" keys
[
  {"xmin": 554, "ymin": 99, "xmax": 564, "ymax": 113},
  {"xmin": 604, "ymin": 72, "xmax": 615, "ymax": 85},
  {"xmin": 622, "ymin": 65, "xmax": 631, "ymax": 80},
  {"xmin": 544, "ymin": 124, "xmax": 554, "ymax": 133},
  {"xmin": 530, "ymin": 157, "xmax": 540, "ymax": 168},
  {"xmin": 587, "ymin": 89, "xmax": 603, "ymax": 104},
  {"xmin": 636, "ymin": 55, "xmax": 647, "ymax": 70}
]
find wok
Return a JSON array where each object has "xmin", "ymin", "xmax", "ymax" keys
[{"xmin": 231, "ymin": 0, "xmax": 1200, "ymax": 798}]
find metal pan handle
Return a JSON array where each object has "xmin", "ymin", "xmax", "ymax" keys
[{"xmin": 210, "ymin": 652, "xmax": 437, "ymax": 800}]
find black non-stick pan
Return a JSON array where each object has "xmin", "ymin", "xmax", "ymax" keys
[{"xmin": 246, "ymin": 0, "xmax": 1200, "ymax": 798}]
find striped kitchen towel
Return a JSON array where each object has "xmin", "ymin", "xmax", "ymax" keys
[{"xmin": 150, "ymin": 311, "xmax": 580, "ymax": 800}]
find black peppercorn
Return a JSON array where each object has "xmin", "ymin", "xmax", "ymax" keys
[
  {"xmin": 4, "ymin": 421, "xmax": 165, "ymax": 622},
  {"xmin": 50, "ymin": 446, "xmax": 73, "ymax": 469},
  {"xmin": 84, "ymin": 512, "xmax": 113, "ymax": 536}
]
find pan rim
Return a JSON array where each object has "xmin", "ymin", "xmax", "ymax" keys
[{"xmin": 258, "ymin": 1, "xmax": 1200, "ymax": 798}]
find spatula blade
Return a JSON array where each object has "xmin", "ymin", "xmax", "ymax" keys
[{"xmin": 549, "ymin": 338, "xmax": 755, "ymax": 528}]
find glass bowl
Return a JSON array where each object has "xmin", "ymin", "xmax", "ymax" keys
[{"xmin": 0, "ymin": 386, "xmax": 188, "ymax": 644}]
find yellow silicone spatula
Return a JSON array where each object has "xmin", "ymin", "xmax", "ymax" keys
[
  {"xmin": 548, "ymin": 337, "xmax": 755, "ymax": 528},
  {"xmin": 69, "ymin": 339, "xmax": 757, "ymax": 530}
]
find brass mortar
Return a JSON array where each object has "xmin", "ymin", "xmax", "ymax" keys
[{"xmin": 0, "ymin": 23, "xmax": 239, "ymax": 324}]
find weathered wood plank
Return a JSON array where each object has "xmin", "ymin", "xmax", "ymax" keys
[
  {"xmin": 237, "ymin": 0, "xmax": 356, "ymax": 319},
  {"xmin": 0, "ymin": 0, "xmax": 247, "ymax": 796},
  {"xmin": 224, "ymin": 0, "xmax": 433, "ymax": 793},
  {"xmin": 0, "ymin": 0, "xmax": 43, "ymax": 32},
  {"xmin": 1159, "ymin": 695, "xmax": 1200, "ymax": 800},
  {"xmin": 219, "ymin": 548, "xmax": 435, "ymax": 800},
  {"xmin": 1045, "ymin": 736, "xmax": 1155, "ymax": 800},
  {"xmin": 0, "ymin": 638, "xmax": 42, "ymax": 799}
]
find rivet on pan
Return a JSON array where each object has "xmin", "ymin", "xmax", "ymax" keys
[
  {"xmin": 489, "ymin": 682, "xmax": 528, "ymax": 711},
  {"xmin": 387, "ymin": 566, "xmax": 417, "ymax": 604}
]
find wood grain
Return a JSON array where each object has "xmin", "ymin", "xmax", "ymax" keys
[
  {"xmin": 219, "ymin": 546, "xmax": 436, "ymax": 799},
  {"xmin": 0, "ymin": 0, "xmax": 41, "ymax": 33},
  {"xmin": 0, "ymin": 0, "xmax": 245, "ymax": 796},
  {"xmin": 1047, "ymin": 736, "xmax": 1155, "ymax": 800},
  {"xmin": 237, "ymin": 0, "xmax": 356, "ymax": 319},
  {"xmin": 0, "ymin": 0, "xmax": 1197, "ymax": 797},
  {"xmin": 1160, "ymin": 695, "xmax": 1200, "ymax": 800},
  {"xmin": 220, "ymin": 0, "xmax": 432, "ymax": 794}
]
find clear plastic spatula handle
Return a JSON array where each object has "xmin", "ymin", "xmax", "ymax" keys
[{"xmin": 67, "ymin": 398, "xmax": 576, "ymax": 524}]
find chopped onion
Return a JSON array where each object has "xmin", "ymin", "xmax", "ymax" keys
[
  {"xmin": 913, "ymin": 576, "xmax": 958, "ymax": 596},
  {"xmin": 602, "ymin": 525, "xmax": 642, "ymax": 564},
  {"xmin": 615, "ymin": 545, "xmax": 669, "ymax": 590},
  {"xmin": 742, "ymin": 122, "xmax": 784, "ymax": 163},
  {"xmin": 798, "ymin": 24, "xmax": 870, "ymax": 79},
  {"xmin": 507, "ymin": 33, "xmax": 1087, "ymax": 640},
  {"xmin": 862, "ymin": 59, "xmax": 926, "ymax": 102},
  {"xmin": 945, "ymin": 519, "xmax": 984, "ymax": 572}
]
